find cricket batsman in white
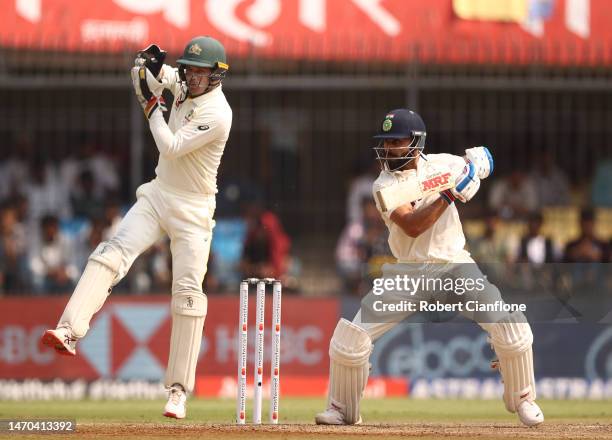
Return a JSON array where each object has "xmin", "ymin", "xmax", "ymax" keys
[
  {"xmin": 41, "ymin": 36, "xmax": 232, "ymax": 419},
  {"xmin": 315, "ymin": 109, "xmax": 544, "ymax": 426}
]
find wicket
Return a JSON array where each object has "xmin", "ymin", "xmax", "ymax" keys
[{"xmin": 236, "ymin": 278, "xmax": 282, "ymax": 425}]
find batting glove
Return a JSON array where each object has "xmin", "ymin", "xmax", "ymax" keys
[
  {"xmin": 465, "ymin": 146, "xmax": 494, "ymax": 179},
  {"xmin": 441, "ymin": 161, "xmax": 480, "ymax": 204}
]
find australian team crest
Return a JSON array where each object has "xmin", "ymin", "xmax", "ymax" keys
[{"xmin": 188, "ymin": 44, "xmax": 202, "ymax": 55}]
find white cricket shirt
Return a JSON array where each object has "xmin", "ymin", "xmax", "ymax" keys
[
  {"xmin": 372, "ymin": 153, "xmax": 468, "ymax": 263},
  {"xmin": 148, "ymin": 65, "xmax": 233, "ymax": 195}
]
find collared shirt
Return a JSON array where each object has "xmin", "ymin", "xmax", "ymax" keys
[
  {"xmin": 148, "ymin": 65, "xmax": 233, "ymax": 195},
  {"xmin": 372, "ymin": 153, "xmax": 468, "ymax": 263}
]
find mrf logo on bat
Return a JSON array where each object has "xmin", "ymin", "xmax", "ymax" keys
[{"xmin": 421, "ymin": 171, "xmax": 452, "ymax": 191}]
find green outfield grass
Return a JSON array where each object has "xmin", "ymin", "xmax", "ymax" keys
[
  {"xmin": 2, "ymin": 398, "xmax": 612, "ymax": 423},
  {"xmin": 1, "ymin": 398, "xmax": 611, "ymax": 439}
]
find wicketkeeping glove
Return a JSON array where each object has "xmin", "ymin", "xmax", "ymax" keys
[
  {"xmin": 441, "ymin": 161, "xmax": 481, "ymax": 204},
  {"xmin": 134, "ymin": 44, "xmax": 167, "ymax": 79},
  {"xmin": 131, "ymin": 65, "xmax": 167, "ymax": 119},
  {"xmin": 465, "ymin": 146, "xmax": 494, "ymax": 179}
]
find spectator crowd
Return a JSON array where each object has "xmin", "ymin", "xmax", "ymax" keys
[
  {"xmin": 1, "ymin": 144, "xmax": 610, "ymax": 297},
  {"xmin": 0, "ymin": 144, "xmax": 295, "ymax": 295}
]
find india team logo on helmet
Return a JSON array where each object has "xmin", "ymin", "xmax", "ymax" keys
[{"xmin": 382, "ymin": 119, "xmax": 393, "ymax": 132}]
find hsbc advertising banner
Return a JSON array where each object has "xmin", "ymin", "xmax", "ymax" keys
[
  {"xmin": 0, "ymin": 295, "xmax": 339, "ymax": 382},
  {"xmin": 0, "ymin": 0, "xmax": 610, "ymax": 65},
  {"xmin": 369, "ymin": 322, "xmax": 612, "ymax": 381},
  {"xmin": 1, "ymin": 296, "xmax": 611, "ymax": 399}
]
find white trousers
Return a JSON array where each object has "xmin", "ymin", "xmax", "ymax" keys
[
  {"xmin": 107, "ymin": 178, "xmax": 215, "ymax": 294},
  {"xmin": 57, "ymin": 178, "xmax": 215, "ymax": 392}
]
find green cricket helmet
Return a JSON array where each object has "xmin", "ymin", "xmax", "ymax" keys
[{"xmin": 177, "ymin": 36, "xmax": 229, "ymax": 88}]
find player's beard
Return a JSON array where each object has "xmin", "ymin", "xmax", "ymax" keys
[{"xmin": 378, "ymin": 147, "xmax": 420, "ymax": 171}]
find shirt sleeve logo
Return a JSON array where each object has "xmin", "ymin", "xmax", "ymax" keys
[{"xmin": 198, "ymin": 125, "xmax": 210, "ymax": 131}]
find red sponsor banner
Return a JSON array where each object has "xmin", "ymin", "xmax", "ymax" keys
[
  {"xmin": 0, "ymin": 0, "xmax": 610, "ymax": 65},
  {"xmin": 195, "ymin": 375, "xmax": 408, "ymax": 397},
  {"xmin": 0, "ymin": 295, "xmax": 338, "ymax": 381}
]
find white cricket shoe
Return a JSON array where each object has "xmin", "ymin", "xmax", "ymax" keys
[
  {"xmin": 315, "ymin": 402, "xmax": 362, "ymax": 425},
  {"xmin": 518, "ymin": 400, "xmax": 544, "ymax": 427},
  {"xmin": 163, "ymin": 384, "xmax": 187, "ymax": 419},
  {"xmin": 41, "ymin": 327, "xmax": 77, "ymax": 356}
]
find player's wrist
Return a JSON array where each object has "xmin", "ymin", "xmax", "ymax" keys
[{"xmin": 440, "ymin": 190, "xmax": 455, "ymax": 205}]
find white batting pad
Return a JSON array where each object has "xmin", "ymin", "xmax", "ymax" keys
[
  {"xmin": 57, "ymin": 245, "xmax": 121, "ymax": 338},
  {"xmin": 487, "ymin": 312, "xmax": 536, "ymax": 413},
  {"xmin": 327, "ymin": 318, "xmax": 373, "ymax": 424},
  {"xmin": 165, "ymin": 292, "xmax": 207, "ymax": 393}
]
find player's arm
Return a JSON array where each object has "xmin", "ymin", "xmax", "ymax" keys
[
  {"xmin": 389, "ymin": 161, "xmax": 481, "ymax": 238},
  {"xmin": 149, "ymin": 109, "xmax": 230, "ymax": 159},
  {"xmin": 390, "ymin": 198, "xmax": 449, "ymax": 238},
  {"xmin": 159, "ymin": 64, "xmax": 179, "ymax": 93}
]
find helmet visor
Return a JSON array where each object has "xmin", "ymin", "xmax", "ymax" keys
[{"xmin": 373, "ymin": 132, "xmax": 426, "ymax": 171}]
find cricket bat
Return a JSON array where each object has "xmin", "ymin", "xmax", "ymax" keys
[{"xmin": 375, "ymin": 167, "xmax": 456, "ymax": 212}]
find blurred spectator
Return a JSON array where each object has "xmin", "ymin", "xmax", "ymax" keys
[
  {"xmin": 11, "ymin": 194, "xmax": 29, "ymax": 225},
  {"xmin": 468, "ymin": 211, "xmax": 515, "ymax": 285},
  {"xmin": 346, "ymin": 160, "xmax": 379, "ymax": 223},
  {"xmin": 71, "ymin": 170, "xmax": 105, "ymax": 219},
  {"xmin": 102, "ymin": 199, "xmax": 123, "ymax": 239},
  {"xmin": 530, "ymin": 150, "xmax": 571, "ymax": 206},
  {"xmin": 241, "ymin": 219, "xmax": 272, "ymax": 279},
  {"xmin": 58, "ymin": 149, "xmax": 81, "ymax": 199},
  {"xmin": 120, "ymin": 239, "xmax": 173, "ymax": 294},
  {"xmin": 23, "ymin": 158, "xmax": 72, "ymax": 229},
  {"xmin": 216, "ymin": 175, "xmax": 264, "ymax": 218},
  {"xmin": 73, "ymin": 218, "xmax": 106, "ymax": 271},
  {"xmin": 516, "ymin": 213, "xmax": 557, "ymax": 264},
  {"xmin": 0, "ymin": 202, "xmax": 28, "ymax": 293},
  {"xmin": 514, "ymin": 212, "xmax": 558, "ymax": 291},
  {"xmin": 257, "ymin": 108, "xmax": 308, "ymax": 202},
  {"xmin": 488, "ymin": 170, "xmax": 538, "ymax": 219},
  {"xmin": 85, "ymin": 142, "xmax": 121, "ymax": 199},
  {"xmin": 468, "ymin": 211, "xmax": 515, "ymax": 263},
  {"xmin": 360, "ymin": 202, "xmax": 391, "ymax": 284},
  {"xmin": 240, "ymin": 203, "xmax": 291, "ymax": 280},
  {"xmin": 60, "ymin": 140, "xmax": 120, "ymax": 200},
  {"xmin": 336, "ymin": 199, "xmax": 389, "ymax": 295},
  {"xmin": 28, "ymin": 215, "xmax": 78, "ymax": 293},
  {"xmin": 0, "ymin": 138, "xmax": 32, "ymax": 202},
  {"xmin": 563, "ymin": 208, "xmax": 608, "ymax": 263},
  {"xmin": 591, "ymin": 159, "xmax": 612, "ymax": 207},
  {"xmin": 562, "ymin": 209, "xmax": 608, "ymax": 304}
]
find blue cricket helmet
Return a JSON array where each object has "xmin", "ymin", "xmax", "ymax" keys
[{"xmin": 373, "ymin": 108, "xmax": 426, "ymax": 139}]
